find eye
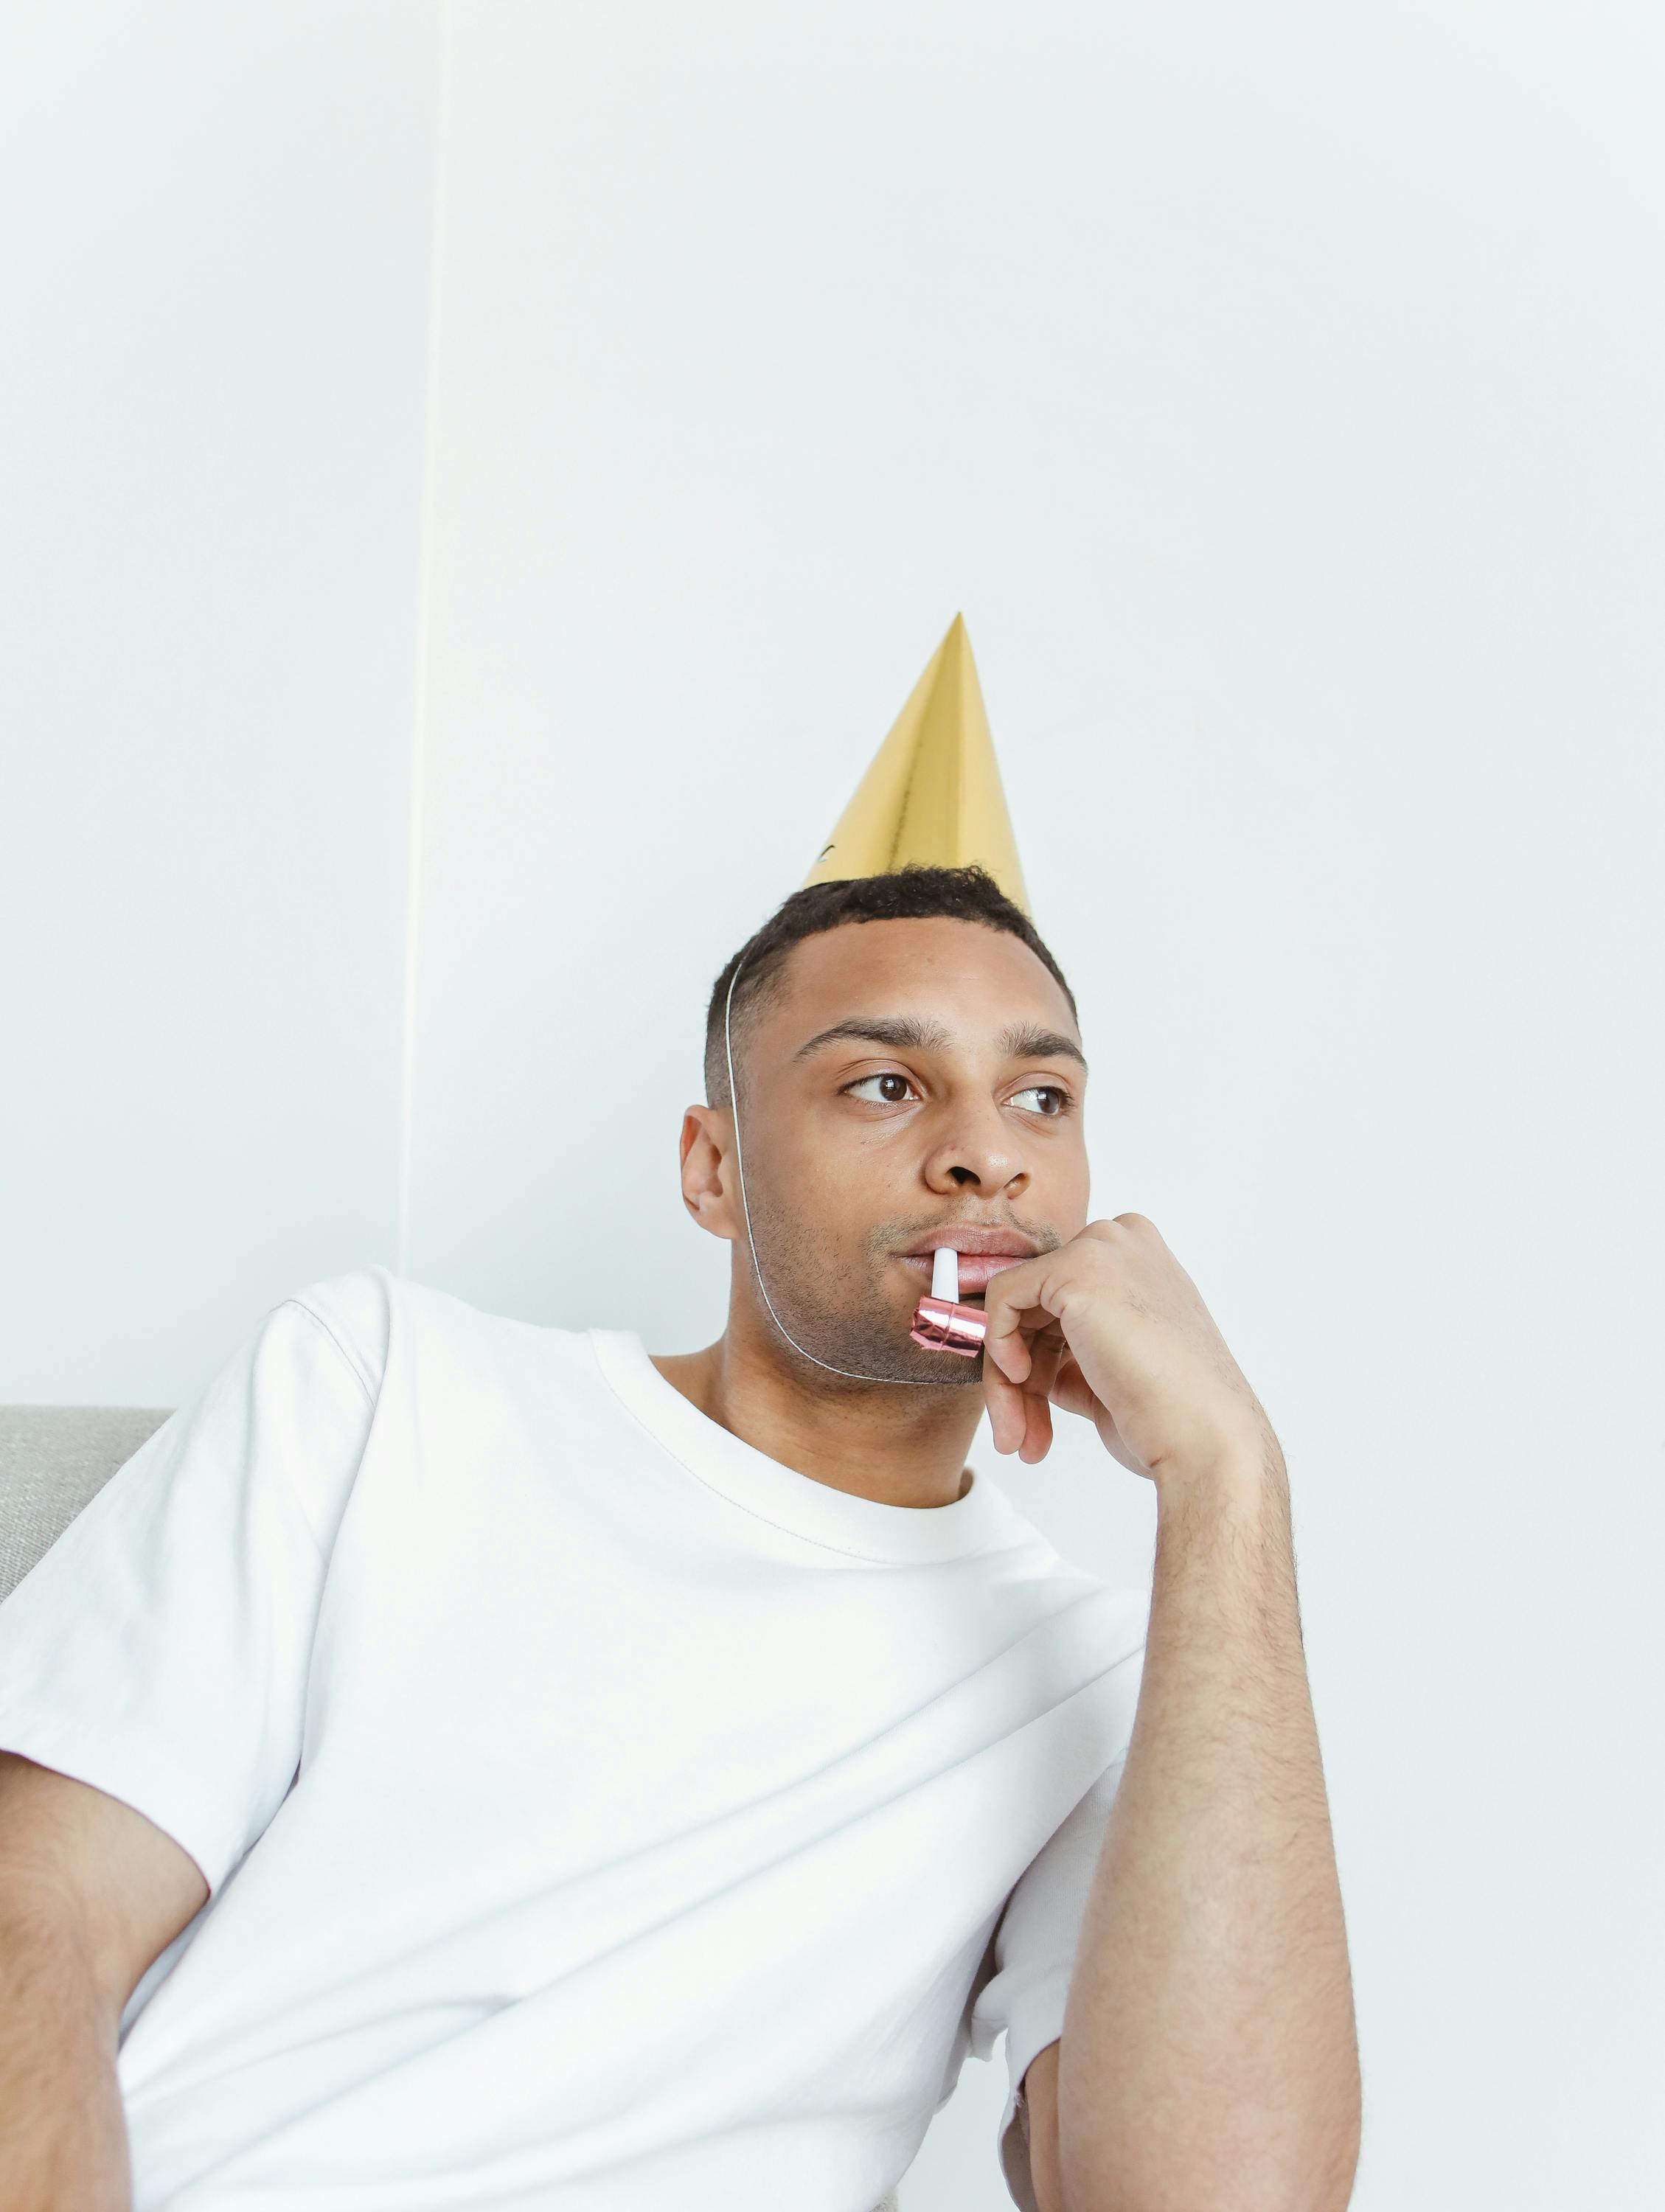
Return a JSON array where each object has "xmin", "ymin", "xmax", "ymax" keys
[
  {"xmin": 1009, "ymin": 1084, "xmax": 1071, "ymax": 1117},
  {"xmin": 844, "ymin": 1071, "xmax": 920, "ymax": 1106}
]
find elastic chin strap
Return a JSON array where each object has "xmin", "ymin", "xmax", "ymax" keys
[{"xmin": 722, "ymin": 956, "xmax": 941, "ymax": 1388}]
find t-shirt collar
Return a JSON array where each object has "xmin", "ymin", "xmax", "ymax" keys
[{"xmin": 586, "ymin": 1329, "xmax": 1013, "ymax": 1566}]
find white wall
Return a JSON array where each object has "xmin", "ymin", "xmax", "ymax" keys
[
  {"xmin": 5, "ymin": 5, "xmax": 1663, "ymax": 2207},
  {"xmin": 0, "ymin": 0, "xmax": 441, "ymax": 1397}
]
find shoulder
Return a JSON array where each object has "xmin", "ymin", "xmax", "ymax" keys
[
  {"xmin": 269, "ymin": 1267, "xmax": 595, "ymax": 1405},
  {"xmin": 272, "ymin": 1263, "xmax": 398, "ymax": 1404}
]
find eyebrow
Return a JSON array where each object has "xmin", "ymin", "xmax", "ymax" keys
[
  {"xmin": 792, "ymin": 1015, "xmax": 1087, "ymax": 1073},
  {"xmin": 793, "ymin": 1016, "xmax": 952, "ymax": 1062},
  {"xmin": 999, "ymin": 1023, "xmax": 1088, "ymax": 1072}
]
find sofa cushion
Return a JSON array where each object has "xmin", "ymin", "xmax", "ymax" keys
[{"xmin": 0, "ymin": 1405, "xmax": 173, "ymax": 1601}]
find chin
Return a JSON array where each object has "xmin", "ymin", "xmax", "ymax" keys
[{"xmin": 823, "ymin": 1315, "xmax": 986, "ymax": 1389}]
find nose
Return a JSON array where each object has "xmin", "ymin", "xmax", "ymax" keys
[{"xmin": 922, "ymin": 1102, "xmax": 1030, "ymax": 1201}]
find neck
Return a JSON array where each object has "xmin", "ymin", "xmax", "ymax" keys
[{"xmin": 650, "ymin": 1305, "xmax": 984, "ymax": 1511}]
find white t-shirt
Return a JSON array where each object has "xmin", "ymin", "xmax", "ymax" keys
[{"xmin": 0, "ymin": 1266, "xmax": 1147, "ymax": 2212}]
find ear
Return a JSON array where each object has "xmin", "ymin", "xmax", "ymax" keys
[{"xmin": 678, "ymin": 1105, "xmax": 743, "ymax": 1242}]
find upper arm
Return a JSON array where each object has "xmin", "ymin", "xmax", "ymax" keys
[
  {"xmin": 1019, "ymin": 2038, "xmax": 1065, "ymax": 2212},
  {"xmin": 0, "ymin": 1290, "xmax": 381, "ymax": 1902},
  {"xmin": 0, "ymin": 1750, "xmax": 208, "ymax": 2017}
]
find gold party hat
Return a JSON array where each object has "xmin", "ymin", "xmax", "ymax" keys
[{"xmin": 804, "ymin": 614, "xmax": 1029, "ymax": 914}]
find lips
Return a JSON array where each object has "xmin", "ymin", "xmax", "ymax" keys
[
  {"xmin": 894, "ymin": 1227, "xmax": 1040, "ymax": 1298},
  {"xmin": 939, "ymin": 1251, "xmax": 1028, "ymax": 1293},
  {"xmin": 899, "ymin": 1226, "xmax": 1039, "ymax": 1258}
]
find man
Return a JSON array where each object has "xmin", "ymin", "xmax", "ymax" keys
[{"xmin": 0, "ymin": 623, "xmax": 1360, "ymax": 2212}]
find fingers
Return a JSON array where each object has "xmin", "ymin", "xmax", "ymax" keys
[
  {"xmin": 981, "ymin": 1252, "xmax": 1082, "ymax": 1463},
  {"xmin": 982, "ymin": 1335, "xmax": 1060, "ymax": 1462},
  {"xmin": 981, "ymin": 1248, "xmax": 1071, "ymax": 1384},
  {"xmin": 1018, "ymin": 1388, "xmax": 1053, "ymax": 1464},
  {"xmin": 982, "ymin": 1363, "xmax": 1054, "ymax": 1462},
  {"xmin": 982, "ymin": 1354, "xmax": 1027, "ymax": 1455}
]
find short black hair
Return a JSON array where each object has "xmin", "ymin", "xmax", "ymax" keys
[{"xmin": 703, "ymin": 864, "xmax": 1077, "ymax": 1103}]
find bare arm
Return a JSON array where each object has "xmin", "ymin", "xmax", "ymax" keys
[
  {"xmin": 1054, "ymin": 1464, "xmax": 1358, "ymax": 2212},
  {"xmin": 1009, "ymin": 1484, "xmax": 1357, "ymax": 2212},
  {"xmin": 983, "ymin": 1218, "xmax": 1360, "ymax": 2212},
  {"xmin": 0, "ymin": 1751, "xmax": 207, "ymax": 2212},
  {"xmin": 1018, "ymin": 2038, "xmax": 1064, "ymax": 2212}
]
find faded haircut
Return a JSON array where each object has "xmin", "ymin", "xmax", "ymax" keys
[{"xmin": 703, "ymin": 866, "xmax": 1077, "ymax": 1105}]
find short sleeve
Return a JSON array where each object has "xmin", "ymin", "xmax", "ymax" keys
[
  {"xmin": 0, "ymin": 1290, "xmax": 379, "ymax": 1898},
  {"xmin": 970, "ymin": 1637, "xmax": 1145, "ymax": 2212}
]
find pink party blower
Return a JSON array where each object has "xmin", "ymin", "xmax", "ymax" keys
[{"xmin": 909, "ymin": 1248, "xmax": 988, "ymax": 1357}]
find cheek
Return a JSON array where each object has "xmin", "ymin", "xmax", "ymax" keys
[
  {"xmin": 1042, "ymin": 1144, "xmax": 1092, "ymax": 1225},
  {"xmin": 753, "ymin": 1113, "xmax": 875, "ymax": 1193},
  {"xmin": 804, "ymin": 1130, "xmax": 914, "ymax": 1207},
  {"xmin": 760, "ymin": 1118, "xmax": 920, "ymax": 1231}
]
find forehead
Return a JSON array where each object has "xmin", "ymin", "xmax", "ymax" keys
[{"xmin": 756, "ymin": 916, "xmax": 1080, "ymax": 1054}]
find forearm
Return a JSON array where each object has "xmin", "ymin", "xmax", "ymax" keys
[
  {"xmin": 0, "ymin": 1896, "xmax": 132, "ymax": 2212},
  {"xmin": 1056, "ymin": 1453, "xmax": 1360, "ymax": 2212}
]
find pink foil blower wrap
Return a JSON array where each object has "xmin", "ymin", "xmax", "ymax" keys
[{"xmin": 908, "ymin": 1295, "xmax": 988, "ymax": 1357}]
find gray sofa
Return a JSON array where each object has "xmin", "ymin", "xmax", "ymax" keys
[
  {"xmin": 0, "ymin": 1408, "xmax": 904, "ymax": 2212},
  {"xmin": 0, "ymin": 1404, "xmax": 173, "ymax": 1600}
]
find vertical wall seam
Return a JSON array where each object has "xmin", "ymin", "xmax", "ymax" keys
[{"xmin": 397, "ymin": 0, "xmax": 454, "ymax": 1280}]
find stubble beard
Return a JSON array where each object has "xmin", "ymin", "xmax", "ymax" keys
[{"xmin": 741, "ymin": 1195, "xmax": 984, "ymax": 1391}]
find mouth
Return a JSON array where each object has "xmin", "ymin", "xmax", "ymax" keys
[{"xmin": 894, "ymin": 1228, "xmax": 1040, "ymax": 1296}]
